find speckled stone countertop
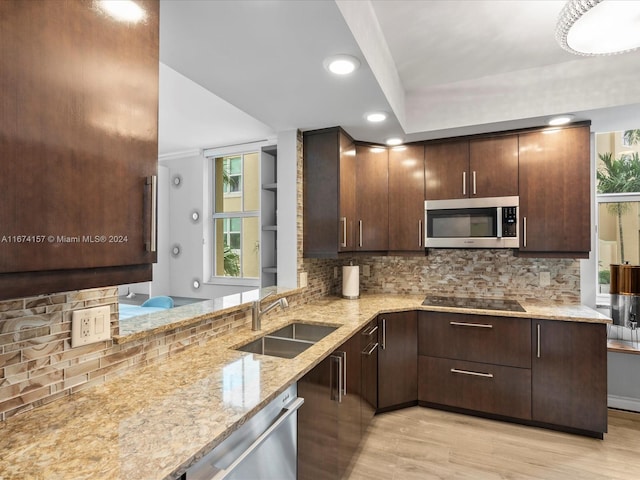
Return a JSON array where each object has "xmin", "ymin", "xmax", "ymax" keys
[{"xmin": 0, "ymin": 294, "xmax": 610, "ymax": 480}]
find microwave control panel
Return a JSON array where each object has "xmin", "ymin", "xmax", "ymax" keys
[{"xmin": 502, "ymin": 207, "xmax": 518, "ymax": 237}]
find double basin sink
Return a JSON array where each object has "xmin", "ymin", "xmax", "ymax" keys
[{"xmin": 236, "ymin": 322, "xmax": 338, "ymax": 359}]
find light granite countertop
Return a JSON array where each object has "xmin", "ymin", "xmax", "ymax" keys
[{"xmin": 0, "ymin": 294, "xmax": 610, "ymax": 480}]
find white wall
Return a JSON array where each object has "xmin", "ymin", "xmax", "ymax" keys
[
  {"xmin": 151, "ymin": 165, "xmax": 171, "ymax": 296},
  {"xmin": 276, "ymin": 130, "xmax": 299, "ymax": 288}
]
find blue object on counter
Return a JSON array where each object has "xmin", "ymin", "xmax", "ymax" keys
[{"xmin": 141, "ymin": 296, "xmax": 174, "ymax": 309}]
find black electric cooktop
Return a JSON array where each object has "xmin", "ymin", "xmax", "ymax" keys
[{"xmin": 422, "ymin": 295, "xmax": 526, "ymax": 313}]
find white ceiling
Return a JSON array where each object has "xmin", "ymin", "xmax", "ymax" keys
[{"xmin": 158, "ymin": 0, "xmax": 640, "ymax": 156}]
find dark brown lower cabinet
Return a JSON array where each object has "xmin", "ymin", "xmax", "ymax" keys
[
  {"xmin": 298, "ymin": 331, "xmax": 363, "ymax": 480},
  {"xmin": 378, "ymin": 311, "xmax": 418, "ymax": 411},
  {"xmin": 418, "ymin": 356, "xmax": 531, "ymax": 420},
  {"xmin": 531, "ymin": 319, "xmax": 608, "ymax": 436}
]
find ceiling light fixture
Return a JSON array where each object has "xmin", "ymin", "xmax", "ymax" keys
[
  {"xmin": 323, "ymin": 54, "xmax": 360, "ymax": 75},
  {"xmin": 366, "ymin": 112, "xmax": 387, "ymax": 123},
  {"xmin": 556, "ymin": 0, "xmax": 640, "ymax": 55},
  {"xmin": 548, "ymin": 114, "xmax": 575, "ymax": 126},
  {"xmin": 98, "ymin": 0, "xmax": 146, "ymax": 23},
  {"xmin": 385, "ymin": 137, "xmax": 403, "ymax": 146}
]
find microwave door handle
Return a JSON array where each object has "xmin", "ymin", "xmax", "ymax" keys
[{"xmin": 496, "ymin": 207, "xmax": 502, "ymax": 238}]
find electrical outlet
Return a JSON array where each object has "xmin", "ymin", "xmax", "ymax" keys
[
  {"xmin": 71, "ymin": 306, "xmax": 111, "ymax": 347},
  {"xmin": 540, "ymin": 271, "xmax": 551, "ymax": 287},
  {"xmin": 362, "ymin": 265, "xmax": 370, "ymax": 277},
  {"xmin": 299, "ymin": 272, "xmax": 308, "ymax": 288}
]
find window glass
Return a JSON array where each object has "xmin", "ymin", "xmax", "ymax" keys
[
  {"xmin": 596, "ymin": 130, "xmax": 640, "ymax": 294},
  {"xmin": 212, "ymin": 150, "xmax": 260, "ymax": 280}
]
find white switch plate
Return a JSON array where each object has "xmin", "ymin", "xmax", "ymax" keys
[
  {"xmin": 299, "ymin": 272, "xmax": 308, "ymax": 288},
  {"xmin": 71, "ymin": 305, "xmax": 111, "ymax": 347},
  {"xmin": 540, "ymin": 271, "xmax": 551, "ymax": 287},
  {"xmin": 362, "ymin": 265, "xmax": 370, "ymax": 277}
]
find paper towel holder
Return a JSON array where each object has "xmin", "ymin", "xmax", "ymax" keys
[{"xmin": 342, "ymin": 264, "xmax": 360, "ymax": 300}]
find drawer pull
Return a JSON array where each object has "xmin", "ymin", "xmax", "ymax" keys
[
  {"xmin": 362, "ymin": 325, "xmax": 378, "ymax": 336},
  {"xmin": 451, "ymin": 368, "xmax": 494, "ymax": 378},
  {"xmin": 362, "ymin": 342, "xmax": 378, "ymax": 356},
  {"xmin": 449, "ymin": 321, "xmax": 493, "ymax": 329}
]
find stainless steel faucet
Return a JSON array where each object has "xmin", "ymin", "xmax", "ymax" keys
[{"xmin": 252, "ymin": 292, "xmax": 289, "ymax": 331}]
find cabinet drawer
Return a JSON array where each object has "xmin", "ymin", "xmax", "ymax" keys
[
  {"xmin": 418, "ymin": 356, "xmax": 531, "ymax": 420},
  {"xmin": 418, "ymin": 312, "xmax": 531, "ymax": 368}
]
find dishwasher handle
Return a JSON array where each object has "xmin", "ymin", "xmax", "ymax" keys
[{"xmin": 212, "ymin": 397, "xmax": 305, "ymax": 480}]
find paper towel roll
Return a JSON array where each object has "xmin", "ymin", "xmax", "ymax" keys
[{"xmin": 342, "ymin": 265, "xmax": 360, "ymax": 299}]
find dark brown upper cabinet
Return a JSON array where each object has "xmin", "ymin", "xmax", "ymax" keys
[
  {"xmin": 518, "ymin": 124, "xmax": 591, "ymax": 257},
  {"xmin": 469, "ymin": 136, "xmax": 519, "ymax": 197},
  {"xmin": 355, "ymin": 144, "xmax": 389, "ymax": 252},
  {"xmin": 425, "ymin": 136, "xmax": 518, "ymax": 200},
  {"xmin": 0, "ymin": 0, "xmax": 159, "ymax": 300},
  {"xmin": 303, "ymin": 127, "xmax": 356, "ymax": 257},
  {"xmin": 388, "ymin": 144, "xmax": 425, "ymax": 252}
]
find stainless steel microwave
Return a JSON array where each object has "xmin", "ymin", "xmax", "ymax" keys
[{"xmin": 424, "ymin": 196, "xmax": 519, "ymax": 248}]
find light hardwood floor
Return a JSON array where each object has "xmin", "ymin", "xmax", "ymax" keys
[{"xmin": 346, "ymin": 407, "xmax": 640, "ymax": 479}]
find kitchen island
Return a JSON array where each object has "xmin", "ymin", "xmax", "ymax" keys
[{"xmin": 0, "ymin": 294, "xmax": 610, "ymax": 479}]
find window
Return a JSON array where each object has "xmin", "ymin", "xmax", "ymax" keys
[
  {"xmin": 596, "ymin": 130, "xmax": 640, "ymax": 299},
  {"xmin": 212, "ymin": 152, "xmax": 260, "ymax": 280}
]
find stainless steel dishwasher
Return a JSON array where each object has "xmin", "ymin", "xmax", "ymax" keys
[{"xmin": 184, "ymin": 384, "xmax": 303, "ymax": 480}]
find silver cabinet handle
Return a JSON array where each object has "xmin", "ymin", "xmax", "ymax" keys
[
  {"xmin": 145, "ymin": 175, "xmax": 157, "ymax": 252},
  {"xmin": 341, "ymin": 351, "xmax": 347, "ymax": 396},
  {"xmin": 358, "ymin": 220, "xmax": 363, "ymax": 248},
  {"xmin": 362, "ymin": 342, "xmax": 378, "ymax": 356},
  {"xmin": 362, "ymin": 325, "xmax": 378, "ymax": 336},
  {"xmin": 472, "ymin": 171, "xmax": 477, "ymax": 195},
  {"xmin": 340, "ymin": 217, "xmax": 347, "ymax": 248},
  {"xmin": 449, "ymin": 321, "xmax": 493, "ymax": 329},
  {"xmin": 523, "ymin": 216, "xmax": 527, "ymax": 248},
  {"xmin": 462, "ymin": 171, "xmax": 466, "ymax": 196},
  {"xmin": 537, "ymin": 323, "xmax": 541, "ymax": 358},
  {"xmin": 212, "ymin": 397, "xmax": 305, "ymax": 479},
  {"xmin": 330, "ymin": 354, "xmax": 343, "ymax": 403},
  {"xmin": 451, "ymin": 368, "xmax": 494, "ymax": 378},
  {"xmin": 418, "ymin": 220, "xmax": 423, "ymax": 247},
  {"xmin": 381, "ymin": 317, "xmax": 386, "ymax": 350}
]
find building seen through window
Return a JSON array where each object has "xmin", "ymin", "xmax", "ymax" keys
[{"xmin": 212, "ymin": 152, "xmax": 260, "ymax": 279}]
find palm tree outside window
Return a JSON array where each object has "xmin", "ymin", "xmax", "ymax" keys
[{"xmin": 596, "ymin": 129, "xmax": 640, "ymax": 296}]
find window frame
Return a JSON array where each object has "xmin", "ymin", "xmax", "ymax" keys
[{"xmin": 206, "ymin": 148, "xmax": 262, "ymax": 287}]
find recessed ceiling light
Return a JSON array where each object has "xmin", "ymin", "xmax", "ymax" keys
[
  {"xmin": 385, "ymin": 137, "xmax": 403, "ymax": 146},
  {"xmin": 548, "ymin": 115, "xmax": 575, "ymax": 126},
  {"xmin": 366, "ymin": 112, "xmax": 387, "ymax": 123},
  {"xmin": 323, "ymin": 54, "xmax": 360, "ymax": 75},
  {"xmin": 99, "ymin": 0, "xmax": 145, "ymax": 22}
]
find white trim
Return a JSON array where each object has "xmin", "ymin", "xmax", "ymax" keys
[
  {"xmin": 608, "ymin": 394, "xmax": 640, "ymax": 413},
  {"xmin": 597, "ymin": 192, "xmax": 640, "ymax": 202},
  {"xmin": 202, "ymin": 139, "xmax": 276, "ymax": 158},
  {"xmin": 158, "ymin": 149, "xmax": 201, "ymax": 162}
]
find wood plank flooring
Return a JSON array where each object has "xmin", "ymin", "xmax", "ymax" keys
[{"xmin": 346, "ymin": 407, "xmax": 640, "ymax": 479}]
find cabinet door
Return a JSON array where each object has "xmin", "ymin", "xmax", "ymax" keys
[
  {"xmin": 378, "ymin": 311, "xmax": 418, "ymax": 410},
  {"xmin": 360, "ymin": 320, "xmax": 379, "ymax": 430},
  {"xmin": 518, "ymin": 125, "xmax": 591, "ymax": 256},
  {"xmin": 297, "ymin": 355, "xmax": 339, "ymax": 480},
  {"xmin": 355, "ymin": 145, "xmax": 389, "ymax": 251},
  {"xmin": 425, "ymin": 141, "xmax": 469, "ymax": 200},
  {"xmin": 303, "ymin": 128, "xmax": 357, "ymax": 257},
  {"xmin": 531, "ymin": 320, "xmax": 607, "ymax": 435},
  {"xmin": 0, "ymin": 1, "xmax": 158, "ymax": 297},
  {"xmin": 339, "ymin": 133, "xmax": 357, "ymax": 252},
  {"xmin": 389, "ymin": 145, "xmax": 425, "ymax": 251},
  {"xmin": 469, "ymin": 136, "xmax": 518, "ymax": 197},
  {"xmin": 337, "ymin": 334, "xmax": 362, "ymax": 478}
]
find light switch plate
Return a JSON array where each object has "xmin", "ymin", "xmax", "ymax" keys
[
  {"xmin": 299, "ymin": 272, "xmax": 308, "ymax": 288},
  {"xmin": 71, "ymin": 305, "xmax": 111, "ymax": 347}
]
